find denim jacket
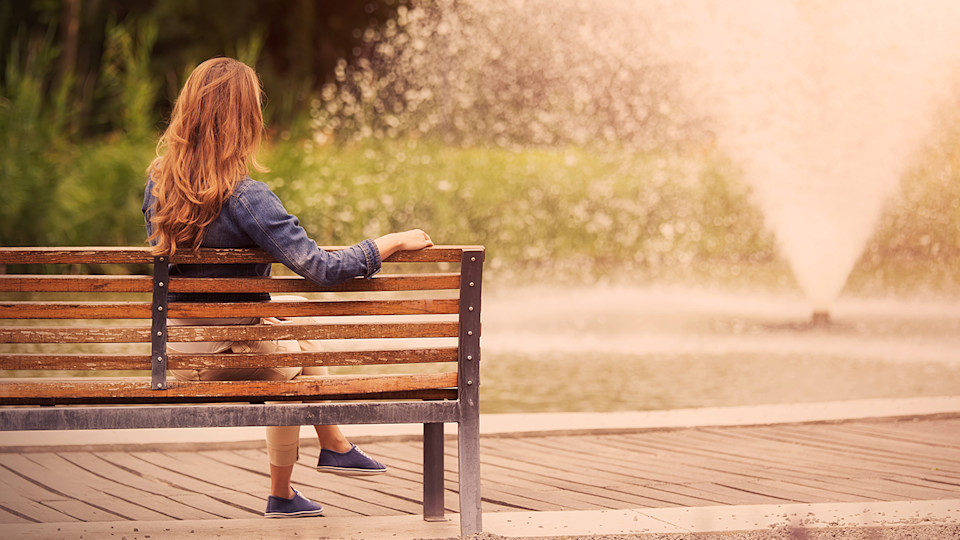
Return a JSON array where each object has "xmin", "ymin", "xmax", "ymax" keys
[{"xmin": 142, "ymin": 176, "xmax": 381, "ymax": 302}]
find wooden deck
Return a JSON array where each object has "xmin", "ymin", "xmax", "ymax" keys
[{"xmin": 1, "ymin": 414, "xmax": 958, "ymax": 524}]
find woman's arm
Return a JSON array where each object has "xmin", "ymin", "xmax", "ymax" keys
[
  {"xmin": 374, "ymin": 230, "xmax": 434, "ymax": 260},
  {"xmin": 235, "ymin": 180, "xmax": 432, "ymax": 285}
]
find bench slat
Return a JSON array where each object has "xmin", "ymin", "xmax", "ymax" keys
[
  {"xmin": 171, "ymin": 299, "xmax": 460, "ymax": 318},
  {"xmin": 0, "ymin": 273, "xmax": 461, "ymax": 293},
  {"xmin": 0, "ymin": 354, "xmax": 151, "ymax": 370},
  {"xmin": 0, "ymin": 275, "xmax": 151, "ymax": 293},
  {"xmin": 0, "ymin": 326, "xmax": 152, "ymax": 343},
  {"xmin": 189, "ymin": 273, "xmax": 461, "ymax": 293},
  {"xmin": 168, "ymin": 348, "xmax": 459, "ymax": 370},
  {"xmin": 0, "ymin": 347, "xmax": 458, "ymax": 370},
  {"xmin": 0, "ymin": 347, "xmax": 457, "ymax": 371},
  {"xmin": 0, "ymin": 373, "xmax": 458, "ymax": 405},
  {"xmin": 0, "ymin": 322, "xmax": 459, "ymax": 344},
  {"xmin": 0, "ymin": 302, "xmax": 152, "ymax": 319},
  {"xmin": 0, "ymin": 246, "xmax": 481, "ymax": 265},
  {"xmin": 0, "ymin": 246, "xmax": 155, "ymax": 264},
  {"xmin": 168, "ymin": 321, "xmax": 460, "ymax": 341},
  {"xmin": 0, "ymin": 298, "xmax": 460, "ymax": 319}
]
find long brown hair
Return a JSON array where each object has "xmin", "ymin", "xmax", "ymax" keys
[{"xmin": 147, "ymin": 57, "xmax": 268, "ymax": 256}]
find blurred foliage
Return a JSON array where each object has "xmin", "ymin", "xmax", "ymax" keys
[
  {"xmin": 0, "ymin": 16, "xmax": 156, "ymax": 247},
  {"xmin": 0, "ymin": 24, "xmax": 68, "ymax": 246},
  {"xmin": 0, "ymin": 0, "xmax": 406, "ymax": 135},
  {"xmin": 0, "ymin": 0, "xmax": 406, "ymax": 247}
]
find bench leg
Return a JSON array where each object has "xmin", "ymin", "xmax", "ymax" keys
[
  {"xmin": 458, "ymin": 410, "xmax": 482, "ymax": 535},
  {"xmin": 423, "ymin": 422, "xmax": 446, "ymax": 522}
]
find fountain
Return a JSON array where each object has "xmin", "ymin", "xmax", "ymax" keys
[
  {"xmin": 810, "ymin": 310, "xmax": 830, "ymax": 327},
  {"xmin": 666, "ymin": 1, "xmax": 960, "ymax": 322},
  {"xmin": 315, "ymin": 0, "xmax": 960, "ymax": 322}
]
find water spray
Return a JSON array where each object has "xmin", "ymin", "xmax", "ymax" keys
[{"xmin": 678, "ymin": 1, "xmax": 960, "ymax": 314}]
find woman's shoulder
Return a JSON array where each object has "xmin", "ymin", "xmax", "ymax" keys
[
  {"xmin": 233, "ymin": 176, "xmax": 266, "ymax": 192},
  {"xmin": 231, "ymin": 176, "xmax": 277, "ymax": 199},
  {"xmin": 228, "ymin": 177, "xmax": 285, "ymax": 214}
]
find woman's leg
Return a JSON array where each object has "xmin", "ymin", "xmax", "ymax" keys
[
  {"xmin": 273, "ymin": 296, "xmax": 355, "ymax": 453},
  {"xmin": 314, "ymin": 426, "xmax": 352, "ymax": 453},
  {"xmin": 240, "ymin": 335, "xmax": 305, "ymax": 498},
  {"xmin": 269, "ymin": 465, "xmax": 295, "ymax": 499},
  {"xmin": 267, "ymin": 424, "xmax": 300, "ymax": 499},
  {"xmin": 169, "ymin": 316, "xmax": 319, "ymax": 513},
  {"xmin": 298, "ymin": 364, "xmax": 351, "ymax": 453},
  {"xmin": 269, "ymin": 297, "xmax": 386, "ymax": 476},
  {"xmin": 184, "ymin": 363, "xmax": 305, "ymax": 499}
]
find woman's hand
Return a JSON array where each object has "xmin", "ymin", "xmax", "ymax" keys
[{"xmin": 374, "ymin": 229, "xmax": 434, "ymax": 260}]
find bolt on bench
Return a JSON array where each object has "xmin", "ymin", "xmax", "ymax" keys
[{"xmin": 0, "ymin": 245, "xmax": 484, "ymax": 536}]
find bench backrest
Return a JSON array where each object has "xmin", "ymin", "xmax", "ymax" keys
[{"xmin": 0, "ymin": 246, "xmax": 483, "ymax": 406}]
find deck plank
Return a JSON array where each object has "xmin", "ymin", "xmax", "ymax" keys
[
  {"xmin": 0, "ymin": 506, "xmax": 32, "ymax": 523},
  {"xmin": 573, "ymin": 434, "xmax": 788, "ymax": 484},
  {"xmin": 94, "ymin": 452, "xmax": 262, "ymax": 518},
  {"xmin": 27, "ymin": 453, "xmax": 177, "ymax": 521},
  {"xmin": 812, "ymin": 424, "xmax": 960, "ymax": 461},
  {"xmin": 673, "ymin": 427, "xmax": 947, "ymax": 481},
  {"xmin": 56, "ymin": 452, "xmax": 222, "ymax": 520},
  {"xmin": 0, "ymin": 453, "xmax": 158, "ymax": 521},
  {"xmin": 0, "ymin": 476, "xmax": 79, "ymax": 523},
  {"xmin": 42, "ymin": 499, "xmax": 123, "ymax": 522},
  {"xmin": 235, "ymin": 449, "xmax": 424, "ymax": 516},
  {"xmin": 837, "ymin": 420, "xmax": 960, "ymax": 447},
  {"xmin": 475, "ymin": 450, "xmax": 668, "ymax": 508},
  {"xmin": 613, "ymin": 431, "xmax": 894, "ymax": 495},
  {"xmin": 500, "ymin": 437, "xmax": 697, "ymax": 485},
  {"xmin": 290, "ymin": 443, "xmax": 452, "ymax": 515},
  {"xmin": 0, "ymin": 464, "xmax": 78, "ymax": 506},
  {"xmin": 603, "ymin": 483, "xmax": 715, "ymax": 507},
  {"xmin": 745, "ymin": 478, "xmax": 870, "ymax": 503},
  {"xmin": 763, "ymin": 424, "xmax": 960, "ymax": 470},
  {"xmin": 633, "ymin": 428, "xmax": 956, "ymax": 503},
  {"xmin": 141, "ymin": 451, "xmax": 272, "ymax": 514}
]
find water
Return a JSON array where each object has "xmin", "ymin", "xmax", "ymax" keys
[{"xmin": 478, "ymin": 287, "xmax": 960, "ymax": 413}]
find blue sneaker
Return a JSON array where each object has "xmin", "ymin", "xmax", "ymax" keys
[
  {"xmin": 317, "ymin": 444, "xmax": 387, "ymax": 476},
  {"xmin": 264, "ymin": 488, "xmax": 324, "ymax": 518}
]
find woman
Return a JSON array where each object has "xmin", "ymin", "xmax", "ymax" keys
[{"xmin": 142, "ymin": 57, "xmax": 433, "ymax": 518}]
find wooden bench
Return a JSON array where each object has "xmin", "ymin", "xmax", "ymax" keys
[{"xmin": 0, "ymin": 245, "xmax": 484, "ymax": 536}]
